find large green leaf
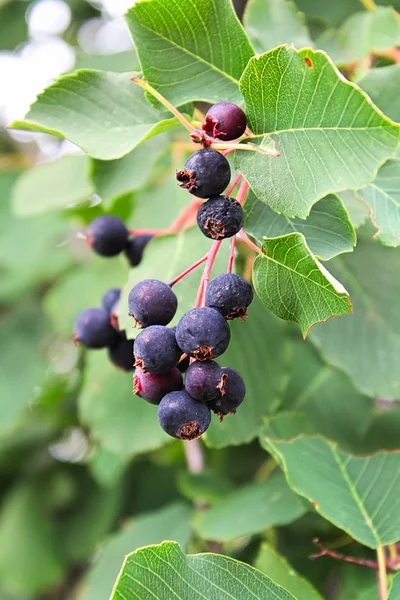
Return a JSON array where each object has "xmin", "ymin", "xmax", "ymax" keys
[
  {"xmin": 78, "ymin": 503, "xmax": 192, "ymax": 600},
  {"xmin": 244, "ymin": 0, "xmax": 312, "ymax": 55},
  {"xmin": 357, "ymin": 159, "xmax": 400, "ymax": 247},
  {"xmin": 261, "ymin": 423, "xmax": 400, "ymax": 548},
  {"xmin": 10, "ymin": 70, "xmax": 180, "ymax": 160},
  {"xmin": 235, "ymin": 46, "xmax": 399, "ymax": 218},
  {"xmin": 12, "ymin": 155, "xmax": 93, "ymax": 216},
  {"xmin": 205, "ymin": 296, "xmax": 289, "ymax": 447},
  {"xmin": 338, "ymin": 190, "xmax": 369, "ymax": 229},
  {"xmin": 193, "ymin": 471, "xmax": 305, "ymax": 542},
  {"xmin": 358, "ymin": 64, "xmax": 400, "ymax": 124},
  {"xmin": 111, "ymin": 541, "xmax": 296, "ymax": 600},
  {"xmin": 255, "ymin": 544, "xmax": 323, "ymax": 600},
  {"xmin": 309, "ymin": 228, "xmax": 400, "ymax": 399},
  {"xmin": 389, "ymin": 573, "xmax": 400, "ymax": 599},
  {"xmin": 125, "ymin": 0, "xmax": 254, "ymax": 106},
  {"xmin": 253, "ymin": 233, "xmax": 351, "ymax": 336},
  {"xmin": 244, "ymin": 192, "xmax": 356, "ymax": 261},
  {"xmin": 79, "ymin": 351, "xmax": 170, "ymax": 458}
]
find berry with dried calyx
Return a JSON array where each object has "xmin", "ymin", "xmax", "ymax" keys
[
  {"xmin": 209, "ymin": 367, "xmax": 246, "ymax": 417},
  {"xmin": 206, "ymin": 273, "xmax": 253, "ymax": 320},
  {"xmin": 175, "ymin": 307, "xmax": 230, "ymax": 361},
  {"xmin": 134, "ymin": 325, "xmax": 181, "ymax": 374},
  {"xmin": 176, "ymin": 149, "xmax": 230, "ymax": 199},
  {"xmin": 185, "ymin": 360, "xmax": 221, "ymax": 402},
  {"xmin": 128, "ymin": 279, "xmax": 177, "ymax": 328},
  {"xmin": 202, "ymin": 102, "xmax": 247, "ymax": 141},
  {"xmin": 197, "ymin": 196, "xmax": 243, "ymax": 240},
  {"xmin": 158, "ymin": 390, "xmax": 211, "ymax": 440}
]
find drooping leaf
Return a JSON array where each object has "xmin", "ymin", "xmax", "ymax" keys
[
  {"xmin": 358, "ymin": 64, "xmax": 400, "ymax": 124},
  {"xmin": 338, "ymin": 190, "xmax": 369, "ymax": 229},
  {"xmin": 261, "ymin": 421, "xmax": 400, "ymax": 548},
  {"xmin": 357, "ymin": 159, "xmax": 400, "ymax": 247},
  {"xmin": 9, "ymin": 70, "xmax": 180, "ymax": 160},
  {"xmin": 235, "ymin": 46, "xmax": 399, "ymax": 218},
  {"xmin": 253, "ymin": 233, "xmax": 352, "ymax": 336},
  {"xmin": 111, "ymin": 541, "xmax": 296, "ymax": 600},
  {"xmin": 244, "ymin": 192, "xmax": 356, "ymax": 260},
  {"xmin": 12, "ymin": 155, "xmax": 93, "ymax": 216},
  {"xmin": 126, "ymin": 0, "xmax": 254, "ymax": 106},
  {"xmin": 193, "ymin": 471, "xmax": 305, "ymax": 542},
  {"xmin": 255, "ymin": 544, "xmax": 323, "ymax": 600},
  {"xmin": 78, "ymin": 503, "xmax": 193, "ymax": 600},
  {"xmin": 78, "ymin": 351, "xmax": 170, "ymax": 458},
  {"xmin": 244, "ymin": 0, "xmax": 312, "ymax": 54},
  {"xmin": 309, "ymin": 227, "xmax": 400, "ymax": 399}
]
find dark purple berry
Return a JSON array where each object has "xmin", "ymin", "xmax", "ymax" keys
[
  {"xmin": 110, "ymin": 299, "xmax": 120, "ymax": 331},
  {"xmin": 197, "ymin": 196, "xmax": 243, "ymax": 240},
  {"xmin": 185, "ymin": 360, "xmax": 221, "ymax": 402},
  {"xmin": 134, "ymin": 325, "xmax": 181, "ymax": 374},
  {"xmin": 202, "ymin": 102, "xmax": 247, "ymax": 141},
  {"xmin": 108, "ymin": 334, "xmax": 134, "ymax": 371},
  {"xmin": 101, "ymin": 288, "xmax": 121, "ymax": 315},
  {"xmin": 128, "ymin": 279, "xmax": 178, "ymax": 328},
  {"xmin": 176, "ymin": 149, "xmax": 230, "ymax": 199},
  {"xmin": 86, "ymin": 215, "xmax": 129, "ymax": 257},
  {"xmin": 158, "ymin": 390, "xmax": 211, "ymax": 440},
  {"xmin": 209, "ymin": 367, "xmax": 246, "ymax": 417},
  {"xmin": 73, "ymin": 307, "xmax": 118, "ymax": 349},
  {"xmin": 134, "ymin": 368, "xmax": 183, "ymax": 405},
  {"xmin": 175, "ymin": 307, "xmax": 230, "ymax": 361},
  {"xmin": 206, "ymin": 273, "xmax": 253, "ymax": 320},
  {"xmin": 124, "ymin": 234, "xmax": 153, "ymax": 267}
]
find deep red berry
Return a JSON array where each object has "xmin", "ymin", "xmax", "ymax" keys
[
  {"xmin": 175, "ymin": 307, "xmax": 230, "ymax": 361},
  {"xmin": 206, "ymin": 273, "xmax": 253, "ymax": 320},
  {"xmin": 158, "ymin": 390, "xmax": 211, "ymax": 440},
  {"xmin": 134, "ymin": 368, "xmax": 183, "ymax": 405},
  {"xmin": 86, "ymin": 215, "xmax": 128, "ymax": 257},
  {"xmin": 176, "ymin": 149, "xmax": 230, "ymax": 199},
  {"xmin": 128, "ymin": 279, "xmax": 178, "ymax": 328},
  {"xmin": 197, "ymin": 196, "xmax": 243, "ymax": 240},
  {"xmin": 74, "ymin": 307, "xmax": 118, "ymax": 349},
  {"xmin": 202, "ymin": 102, "xmax": 247, "ymax": 141}
]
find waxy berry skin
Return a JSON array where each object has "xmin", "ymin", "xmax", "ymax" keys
[
  {"xmin": 134, "ymin": 368, "xmax": 183, "ymax": 405},
  {"xmin": 128, "ymin": 279, "xmax": 178, "ymax": 328},
  {"xmin": 185, "ymin": 360, "xmax": 221, "ymax": 402},
  {"xmin": 134, "ymin": 325, "xmax": 181, "ymax": 374},
  {"xmin": 202, "ymin": 102, "xmax": 247, "ymax": 141},
  {"xmin": 74, "ymin": 307, "xmax": 118, "ymax": 349},
  {"xmin": 176, "ymin": 149, "xmax": 231, "ymax": 199},
  {"xmin": 158, "ymin": 390, "xmax": 211, "ymax": 440},
  {"xmin": 175, "ymin": 307, "xmax": 230, "ymax": 361},
  {"xmin": 209, "ymin": 367, "xmax": 246, "ymax": 416},
  {"xmin": 86, "ymin": 215, "xmax": 129, "ymax": 257},
  {"xmin": 197, "ymin": 196, "xmax": 243, "ymax": 240},
  {"xmin": 206, "ymin": 273, "xmax": 254, "ymax": 320},
  {"xmin": 102, "ymin": 288, "xmax": 121, "ymax": 316},
  {"xmin": 108, "ymin": 335, "xmax": 134, "ymax": 371},
  {"xmin": 125, "ymin": 234, "xmax": 153, "ymax": 267}
]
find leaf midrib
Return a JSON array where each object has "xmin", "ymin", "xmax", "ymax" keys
[{"xmin": 251, "ymin": 125, "xmax": 399, "ymax": 138}]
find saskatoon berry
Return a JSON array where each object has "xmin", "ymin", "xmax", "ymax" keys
[
  {"xmin": 209, "ymin": 367, "xmax": 246, "ymax": 417},
  {"xmin": 134, "ymin": 325, "xmax": 181, "ymax": 374},
  {"xmin": 206, "ymin": 273, "xmax": 253, "ymax": 320},
  {"xmin": 134, "ymin": 368, "xmax": 183, "ymax": 405},
  {"xmin": 176, "ymin": 149, "xmax": 230, "ymax": 199},
  {"xmin": 185, "ymin": 360, "xmax": 221, "ymax": 402},
  {"xmin": 202, "ymin": 102, "xmax": 247, "ymax": 141},
  {"xmin": 158, "ymin": 390, "xmax": 211, "ymax": 440},
  {"xmin": 176, "ymin": 307, "xmax": 230, "ymax": 361},
  {"xmin": 108, "ymin": 334, "xmax": 134, "ymax": 371},
  {"xmin": 101, "ymin": 288, "xmax": 121, "ymax": 315},
  {"xmin": 124, "ymin": 234, "xmax": 153, "ymax": 267},
  {"xmin": 197, "ymin": 196, "xmax": 243, "ymax": 240},
  {"xmin": 86, "ymin": 215, "xmax": 129, "ymax": 257},
  {"xmin": 128, "ymin": 279, "xmax": 177, "ymax": 328},
  {"xmin": 74, "ymin": 307, "xmax": 118, "ymax": 349}
]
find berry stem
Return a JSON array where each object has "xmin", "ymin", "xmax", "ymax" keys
[
  {"xmin": 169, "ymin": 253, "xmax": 208, "ymax": 286},
  {"xmin": 211, "ymin": 141, "xmax": 280, "ymax": 157},
  {"xmin": 227, "ymin": 236, "xmax": 236, "ymax": 273},
  {"xmin": 129, "ymin": 199, "xmax": 201, "ymax": 238},
  {"xmin": 240, "ymin": 229, "xmax": 262, "ymax": 255},
  {"xmin": 310, "ymin": 539, "xmax": 380, "ymax": 570},
  {"xmin": 377, "ymin": 546, "xmax": 388, "ymax": 600},
  {"xmin": 226, "ymin": 172, "xmax": 242, "ymax": 197},
  {"xmin": 130, "ymin": 77, "xmax": 194, "ymax": 133},
  {"xmin": 236, "ymin": 179, "xmax": 249, "ymax": 205},
  {"xmin": 199, "ymin": 240, "xmax": 223, "ymax": 306},
  {"xmin": 183, "ymin": 438, "xmax": 205, "ymax": 474}
]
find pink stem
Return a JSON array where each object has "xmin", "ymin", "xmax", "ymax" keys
[
  {"xmin": 194, "ymin": 279, "xmax": 205, "ymax": 308},
  {"xmin": 169, "ymin": 253, "xmax": 208, "ymax": 286},
  {"xmin": 227, "ymin": 236, "xmax": 236, "ymax": 273},
  {"xmin": 129, "ymin": 198, "xmax": 201, "ymax": 238},
  {"xmin": 226, "ymin": 173, "xmax": 242, "ymax": 197},
  {"xmin": 129, "ymin": 228, "xmax": 166, "ymax": 236},
  {"xmin": 194, "ymin": 240, "xmax": 223, "ymax": 308},
  {"xmin": 240, "ymin": 229, "xmax": 262, "ymax": 254},
  {"xmin": 236, "ymin": 179, "xmax": 249, "ymax": 205},
  {"xmin": 222, "ymin": 148, "xmax": 236, "ymax": 157}
]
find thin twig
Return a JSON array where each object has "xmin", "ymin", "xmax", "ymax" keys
[
  {"xmin": 199, "ymin": 240, "xmax": 223, "ymax": 306},
  {"xmin": 169, "ymin": 253, "xmax": 208, "ymax": 286},
  {"xmin": 227, "ymin": 236, "xmax": 236, "ymax": 273},
  {"xmin": 226, "ymin": 173, "xmax": 242, "ymax": 197},
  {"xmin": 310, "ymin": 539, "xmax": 379, "ymax": 570},
  {"xmin": 240, "ymin": 229, "xmax": 262, "ymax": 255},
  {"xmin": 377, "ymin": 546, "xmax": 388, "ymax": 600}
]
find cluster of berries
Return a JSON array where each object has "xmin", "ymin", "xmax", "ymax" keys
[{"xmin": 73, "ymin": 101, "xmax": 254, "ymax": 441}]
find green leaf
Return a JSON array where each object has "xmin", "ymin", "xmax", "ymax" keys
[
  {"xmin": 253, "ymin": 233, "xmax": 351, "ymax": 337},
  {"xmin": 193, "ymin": 471, "xmax": 305, "ymax": 542},
  {"xmin": 78, "ymin": 503, "xmax": 193, "ymax": 600},
  {"xmin": 235, "ymin": 46, "xmax": 399, "ymax": 219},
  {"xmin": 244, "ymin": 192, "xmax": 356, "ymax": 261},
  {"xmin": 12, "ymin": 155, "xmax": 93, "ymax": 216},
  {"xmin": 338, "ymin": 190, "xmax": 369, "ymax": 229},
  {"xmin": 358, "ymin": 64, "xmax": 400, "ymax": 124},
  {"xmin": 389, "ymin": 573, "xmax": 400, "ymax": 599},
  {"xmin": 125, "ymin": 0, "xmax": 254, "ymax": 106},
  {"xmin": 205, "ymin": 296, "xmax": 289, "ymax": 448},
  {"xmin": 309, "ymin": 228, "xmax": 400, "ymax": 399},
  {"xmin": 10, "ymin": 70, "xmax": 180, "ymax": 160},
  {"xmin": 244, "ymin": 0, "xmax": 312, "ymax": 55},
  {"xmin": 79, "ymin": 351, "xmax": 170, "ymax": 458},
  {"xmin": 255, "ymin": 544, "xmax": 323, "ymax": 600},
  {"xmin": 261, "ymin": 426, "xmax": 400, "ymax": 548},
  {"xmin": 357, "ymin": 159, "xmax": 400, "ymax": 247},
  {"xmin": 74, "ymin": 50, "xmax": 139, "ymax": 73},
  {"xmin": 294, "ymin": 0, "xmax": 360, "ymax": 28},
  {"xmin": 177, "ymin": 470, "xmax": 233, "ymax": 505},
  {"xmin": 111, "ymin": 541, "xmax": 297, "ymax": 600}
]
